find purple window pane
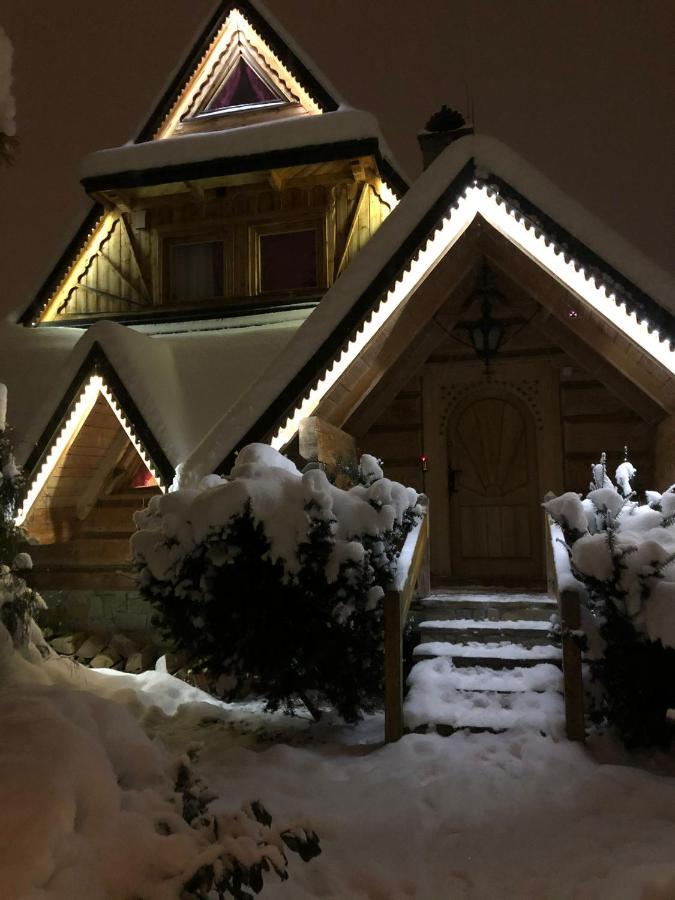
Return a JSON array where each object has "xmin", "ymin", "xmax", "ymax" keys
[
  {"xmin": 208, "ymin": 58, "xmax": 278, "ymax": 111},
  {"xmin": 260, "ymin": 230, "xmax": 318, "ymax": 293}
]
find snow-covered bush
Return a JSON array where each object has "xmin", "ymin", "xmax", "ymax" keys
[
  {"xmin": 0, "ymin": 386, "xmax": 47, "ymax": 657},
  {"xmin": 132, "ymin": 444, "xmax": 421, "ymax": 722},
  {"xmin": 544, "ymin": 454, "xmax": 675, "ymax": 747},
  {"xmin": 0, "ymin": 648, "xmax": 320, "ymax": 898}
]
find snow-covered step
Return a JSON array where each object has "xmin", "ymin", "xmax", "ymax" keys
[
  {"xmin": 403, "ymin": 681, "xmax": 564, "ymax": 736},
  {"xmin": 406, "ymin": 657, "xmax": 564, "ymax": 694},
  {"xmin": 418, "ymin": 618, "xmax": 554, "ymax": 647},
  {"xmin": 414, "ymin": 640, "xmax": 563, "ymax": 669},
  {"xmin": 411, "ymin": 591, "xmax": 556, "ymax": 623}
]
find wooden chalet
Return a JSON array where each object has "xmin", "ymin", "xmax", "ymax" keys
[{"xmin": 2, "ymin": 0, "xmax": 673, "ymax": 621}]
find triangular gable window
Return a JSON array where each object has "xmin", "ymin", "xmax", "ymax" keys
[
  {"xmin": 206, "ymin": 56, "xmax": 282, "ymax": 113},
  {"xmin": 192, "ymin": 38, "xmax": 293, "ymax": 122}
]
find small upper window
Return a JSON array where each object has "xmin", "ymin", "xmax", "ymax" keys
[
  {"xmin": 206, "ymin": 58, "xmax": 281, "ymax": 113},
  {"xmin": 260, "ymin": 229, "xmax": 318, "ymax": 293},
  {"xmin": 169, "ymin": 241, "xmax": 223, "ymax": 303}
]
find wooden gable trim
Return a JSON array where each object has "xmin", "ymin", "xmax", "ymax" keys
[
  {"xmin": 24, "ymin": 344, "xmax": 175, "ymax": 488},
  {"xmin": 214, "ymin": 160, "xmax": 477, "ymax": 471},
  {"xmin": 19, "ymin": 203, "xmax": 105, "ymax": 326},
  {"xmin": 484, "ymin": 174, "xmax": 675, "ymax": 351},
  {"xmin": 80, "ymin": 138, "xmax": 409, "ymax": 199},
  {"xmin": 214, "ymin": 161, "xmax": 674, "ymax": 473},
  {"xmin": 135, "ymin": 0, "xmax": 339, "ymax": 145}
]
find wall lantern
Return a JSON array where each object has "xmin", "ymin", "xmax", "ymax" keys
[{"xmin": 465, "ymin": 266, "xmax": 506, "ymax": 371}]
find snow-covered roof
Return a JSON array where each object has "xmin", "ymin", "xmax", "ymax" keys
[
  {"xmin": 176, "ymin": 134, "xmax": 675, "ymax": 483},
  {"xmin": 82, "ymin": 108, "xmax": 408, "ymax": 191},
  {"xmin": 0, "ymin": 309, "xmax": 308, "ymax": 475}
]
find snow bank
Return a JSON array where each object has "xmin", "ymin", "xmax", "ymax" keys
[{"xmin": 0, "ymin": 683, "xmax": 205, "ymax": 900}]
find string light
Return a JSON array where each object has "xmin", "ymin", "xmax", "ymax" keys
[
  {"xmin": 271, "ymin": 181, "xmax": 674, "ymax": 451},
  {"xmin": 16, "ymin": 375, "xmax": 165, "ymax": 525}
]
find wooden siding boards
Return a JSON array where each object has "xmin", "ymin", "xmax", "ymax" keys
[{"xmin": 23, "ymin": 344, "xmax": 175, "ymax": 490}]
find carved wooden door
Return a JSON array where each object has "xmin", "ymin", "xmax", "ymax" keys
[{"xmin": 448, "ymin": 393, "xmax": 542, "ymax": 583}]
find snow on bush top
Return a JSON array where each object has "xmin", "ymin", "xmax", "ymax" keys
[
  {"xmin": 132, "ymin": 443, "xmax": 420, "ymax": 583},
  {"xmin": 546, "ymin": 480, "xmax": 675, "ymax": 647},
  {"xmin": 0, "ymin": 27, "xmax": 15, "ymax": 139}
]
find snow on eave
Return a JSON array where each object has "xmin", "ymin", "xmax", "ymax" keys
[
  {"xmin": 178, "ymin": 133, "xmax": 674, "ymax": 484},
  {"xmin": 471, "ymin": 135, "xmax": 675, "ymax": 318},
  {"xmin": 81, "ymin": 108, "xmax": 409, "ymax": 189},
  {"xmin": 19, "ymin": 321, "xmax": 179, "ymax": 479}
]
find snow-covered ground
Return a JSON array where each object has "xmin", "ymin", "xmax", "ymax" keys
[{"xmin": 4, "ymin": 642, "xmax": 675, "ymax": 899}]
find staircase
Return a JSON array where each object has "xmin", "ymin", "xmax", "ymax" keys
[
  {"xmin": 403, "ymin": 589, "xmax": 565, "ymax": 736},
  {"xmin": 28, "ymin": 488, "xmax": 157, "ymax": 591}
]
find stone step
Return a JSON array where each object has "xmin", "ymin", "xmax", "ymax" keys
[
  {"xmin": 28, "ymin": 538, "xmax": 131, "ymax": 567},
  {"xmin": 411, "ymin": 591, "xmax": 557, "ymax": 624},
  {"xmin": 403, "ymin": 683, "xmax": 564, "ymax": 735},
  {"xmin": 418, "ymin": 618, "xmax": 554, "ymax": 647},
  {"xmin": 413, "ymin": 640, "xmax": 563, "ymax": 669},
  {"xmin": 406, "ymin": 657, "xmax": 564, "ymax": 694}
]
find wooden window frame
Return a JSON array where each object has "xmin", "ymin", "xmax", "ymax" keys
[
  {"xmin": 250, "ymin": 217, "xmax": 327, "ymax": 297},
  {"xmin": 160, "ymin": 230, "xmax": 235, "ymax": 308}
]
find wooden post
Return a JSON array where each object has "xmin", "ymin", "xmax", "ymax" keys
[
  {"xmin": 384, "ymin": 590, "xmax": 403, "ymax": 743},
  {"xmin": 560, "ymin": 588, "xmax": 585, "ymax": 742}
]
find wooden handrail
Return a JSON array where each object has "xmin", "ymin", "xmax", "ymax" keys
[
  {"xmin": 544, "ymin": 509, "xmax": 586, "ymax": 742},
  {"xmin": 384, "ymin": 501, "xmax": 430, "ymax": 743}
]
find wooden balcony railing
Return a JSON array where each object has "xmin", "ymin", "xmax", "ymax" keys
[
  {"xmin": 544, "ymin": 506, "xmax": 586, "ymax": 742},
  {"xmin": 384, "ymin": 498, "xmax": 430, "ymax": 743}
]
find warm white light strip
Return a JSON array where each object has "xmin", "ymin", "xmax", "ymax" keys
[
  {"xmin": 16, "ymin": 375, "xmax": 165, "ymax": 525},
  {"xmin": 158, "ymin": 8, "xmax": 321, "ymax": 138},
  {"xmin": 270, "ymin": 191, "xmax": 477, "ymax": 448},
  {"xmin": 98, "ymin": 383, "xmax": 165, "ymax": 494},
  {"xmin": 472, "ymin": 184, "xmax": 675, "ymax": 375},
  {"xmin": 271, "ymin": 182, "xmax": 674, "ymax": 449}
]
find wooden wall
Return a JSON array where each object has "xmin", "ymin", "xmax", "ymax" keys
[
  {"xmin": 360, "ymin": 320, "xmax": 658, "ymax": 516},
  {"xmin": 48, "ymin": 172, "xmax": 392, "ymax": 322},
  {"xmin": 23, "ymin": 395, "xmax": 147, "ymax": 544}
]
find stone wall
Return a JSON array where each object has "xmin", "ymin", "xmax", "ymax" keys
[{"xmin": 38, "ymin": 589, "xmax": 157, "ymax": 639}]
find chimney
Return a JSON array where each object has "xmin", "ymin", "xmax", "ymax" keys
[{"xmin": 417, "ymin": 105, "xmax": 474, "ymax": 169}]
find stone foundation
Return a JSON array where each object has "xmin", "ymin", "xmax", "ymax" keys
[{"xmin": 38, "ymin": 589, "xmax": 156, "ymax": 639}]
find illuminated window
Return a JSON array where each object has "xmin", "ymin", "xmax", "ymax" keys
[
  {"xmin": 206, "ymin": 57, "xmax": 281, "ymax": 112},
  {"xmin": 259, "ymin": 229, "xmax": 318, "ymax": 293},
  {"xmin": 169, "ymin": 241, "xmax": 224, "ymax": 303}
]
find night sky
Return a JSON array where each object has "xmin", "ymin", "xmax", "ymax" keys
[{"xmin": 1, "ymin": 0, "xmax": 673, "ymax": 320}]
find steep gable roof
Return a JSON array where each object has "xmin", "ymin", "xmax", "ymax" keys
[
  {"xmin": 175, "ymin": 135, "xmax": 675, "ymax": 483},
  {"xmin": 136, "ymin": 0, "xmax": 343, "ymax": 143}
]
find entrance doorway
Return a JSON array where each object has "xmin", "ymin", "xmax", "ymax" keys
[{"xmin": 447, "ymin": 390, "xmax": 543, "ymax": 585}]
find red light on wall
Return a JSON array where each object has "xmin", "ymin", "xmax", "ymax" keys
[{"xmin": 420, "ymin": 454, "xmax": 428, "ymax": 472}]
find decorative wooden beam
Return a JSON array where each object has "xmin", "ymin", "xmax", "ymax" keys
[
  {"xmin": 184, "ymin": 180, "xmax": 206, "ymax": 201},
  {"xmin": 267, "ymin": 168, "xmax": 285, "ymax": 191},
  {"xmin": 334, "ymin": 182, "xmax": 369, "ymax": 280},
  {"xmin": 98, "ymin": 249, "xmax": 147, "ymax": 304},
  {"xmin": 76, "ymin": 430, "xmax": 129, "ymax": 521},
  {"xmin": 350, "ymin": 159, "xmax": 367, "ymax": 183},
  {"xmin": 120, "ymin": 215, "xmax": 152, "ymax": 303}
]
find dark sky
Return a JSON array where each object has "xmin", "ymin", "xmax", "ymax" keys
[{"xmin": 1, "ymin": 0, "xmax": 673, "ymax": 320}]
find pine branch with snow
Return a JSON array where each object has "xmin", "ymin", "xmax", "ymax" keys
[{"xmin": 132, "ymin": 444, "xmax": 421, "ymax": 722}]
